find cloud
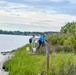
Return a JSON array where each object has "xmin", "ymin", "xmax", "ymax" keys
[
  {"xmin": 0, "ymin": 0, "xmax": 76, "ymax": 32},
  {"xmin": 0, "ymin": 1, "xmax": 32, "ymax": 12},
  {"xmin": 23, "ymin": 0, "xmax": 64, "ymax": 2},
  {"xmin": 0, "ymin": 8, "xmax": 76, "ymax": 32},
  {"xmin": 68, "ymin": 0, "xmax": 76, "ymax": 4},
  {"xmin": 49, "ymin": 0, "xmax": 64, "ymax": 2}
]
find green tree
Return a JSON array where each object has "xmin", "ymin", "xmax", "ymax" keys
[{"xmin": 60, "ymin": 22, "xmax": 76, "ymax": 34}]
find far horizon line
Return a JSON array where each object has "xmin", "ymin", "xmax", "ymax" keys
[{"xmin": 0, "ymin": 29, "xmax": 60, "ymax": 32}]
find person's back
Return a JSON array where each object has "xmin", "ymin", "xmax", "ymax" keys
[{"xmin": 38, "ymin": 35, "xmax": 44, "ymax": 41}]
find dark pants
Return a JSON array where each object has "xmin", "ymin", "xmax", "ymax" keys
[
  {"xmin": 38, "ymin": 40, "xmax": 45, "ymax": 49},
  {"xmin": 38, "ymin": 40, "xmax": 42, "ymax": 49}
]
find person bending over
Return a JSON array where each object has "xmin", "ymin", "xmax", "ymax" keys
[{"xmin": 37, "ymin": 34, "xmax": 46, "ymax": 49}]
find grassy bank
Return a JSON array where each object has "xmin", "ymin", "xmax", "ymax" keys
[{"xmin": 3, "ymin": 44, "xmax": 76, "ymax": 75}]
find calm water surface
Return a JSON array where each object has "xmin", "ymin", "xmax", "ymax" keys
[{"xmin": 0, "ymin": 34, "xmax": 31, "ymax": 62}]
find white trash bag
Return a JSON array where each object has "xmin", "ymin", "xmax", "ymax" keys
[
  {"xmin": 32, "ymin": 47, "xmax": 36, "ymax": 53},
  {"xmin": 26, "ymin": 47, "xmax": 30, "ymax": 51}
]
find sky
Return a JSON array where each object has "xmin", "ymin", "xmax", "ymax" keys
[{"xmin": 0, "ymin": 0, "xmax": 76, "ymax": 32}]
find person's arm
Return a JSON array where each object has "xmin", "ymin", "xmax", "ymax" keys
[{"xmin": 45, "ymin": 39, "xmax": 49, "ymax": 43}]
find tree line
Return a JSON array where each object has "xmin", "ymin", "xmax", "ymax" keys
[{"xmin": 0, "ymin": 30, "xmax": 57, "ymax": 36}]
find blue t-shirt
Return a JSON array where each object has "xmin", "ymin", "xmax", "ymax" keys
[{"xmin": 38, "ymin": 35, "xmax": 44, "ymax": 41}]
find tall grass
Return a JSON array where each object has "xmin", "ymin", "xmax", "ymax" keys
[
  {"xmin": 3, "ymin": 44, "xmax": 76, "ymax": 75},
  {"xmin": 50, "ymin": 52, "xmax": 76, "ymax": 75}
]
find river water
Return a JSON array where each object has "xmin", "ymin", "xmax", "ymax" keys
[{"xmin": 0, "ymin": 34, "xmax": 31, "ymax": 61}]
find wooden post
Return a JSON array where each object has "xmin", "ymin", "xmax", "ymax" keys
[{"xmin": 46, "ymin": 44, "xmax": 50, "ymax": 71}]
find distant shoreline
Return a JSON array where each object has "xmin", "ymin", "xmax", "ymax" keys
[{"xmin": 0, "ymin": 30, "xmax": 58, "ymax": 36}]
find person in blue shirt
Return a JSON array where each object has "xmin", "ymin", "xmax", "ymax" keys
[{"xmin": 37, "ymin": 34, "xmax": 46, "ymax": 49}]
